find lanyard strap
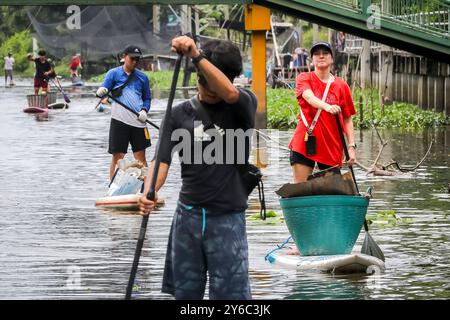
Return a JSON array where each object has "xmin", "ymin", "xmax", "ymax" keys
[{"xmin": 300, "ymin": 74, "xmax": 334, "ymax": 135}]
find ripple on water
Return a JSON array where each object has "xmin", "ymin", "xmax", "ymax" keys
[{"xmin": 0, "ymin": 85, "xmax": 449, "ymax": 299}]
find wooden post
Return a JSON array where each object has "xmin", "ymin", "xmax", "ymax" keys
[
  {"xmin": 245, "ymin": 4, "xmax": 270, "ymax": 130},
  {"xmin": 153, "ymin": 5, "xmax": 160, "ymax": 34},
  {"xmin": 312, "ymin": 24, "xmax": 319, "ymax": 43},
  {"xmin": 359, "ymin": 95, "xmax": 364, "ymax": 128},
  {"xmin": 194, "ymin": 7, "xmax": 200, "ymax": 37},
  {"xmin": 361, "ymin": 39, "xmax": 371, "ymax": 89}
]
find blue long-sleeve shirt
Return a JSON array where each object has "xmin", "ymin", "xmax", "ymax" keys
[{"xmin": 102, "ymin": 66, "xmax": 151, "ymax": 128}]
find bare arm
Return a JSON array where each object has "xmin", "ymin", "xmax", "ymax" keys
[
  {"xmin": 171, "ymin": 35, "xmax": 239, "ymax": 104},
  {"xmin": 138, "ymin": 161, "xmax": 169, "ymax": 216},
  {"xmin": 302, "ymin": 89, "xmax": 341, "ymax": 114},
  {"xmin": 142, "ymin": 161, "xmax": 169, "ymax": 195},
  {"xmin": 195, "ymin": 55, "xmax": 239, "ymax": 103}
]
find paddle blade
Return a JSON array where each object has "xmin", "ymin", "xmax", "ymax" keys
[
  {"xmin": 63, "ymin": 94, "xmax": 71, "ymax": 103},
  {"xmin": 361, "ymin": 231, "xmax": 385, "ymax": 261}
]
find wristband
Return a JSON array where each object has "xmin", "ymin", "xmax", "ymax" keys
[{"xmin": 191, "ymin": 50, "xmax": 206, "ymax": 69}]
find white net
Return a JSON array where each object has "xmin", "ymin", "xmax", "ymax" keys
[{"xmin": 27, "ymin": 5, "xmax": 179, "ymax": 59}]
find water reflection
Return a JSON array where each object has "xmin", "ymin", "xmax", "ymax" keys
[{"xmin": 0, "ymin": 82, "xmax": 448, "ymax": 299}]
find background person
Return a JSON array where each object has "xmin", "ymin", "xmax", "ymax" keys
[
  {"xmin": 96, "ymin": 45, "xmax": 151, "ymax": 180},
  {"xmin": 27, "ymin": 49, "xmax": 54, "ymax": 95},
  {"xmin": 4, "ymin": 53, "xmax": 15, "ymax": 87},
  {"xmin": 69, "ymin": 53, "xmax": 82, "ymax": 79}
]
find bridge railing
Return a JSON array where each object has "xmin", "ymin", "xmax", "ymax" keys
[
  {"xmin": 313, "ymin": 0, "xmax": 449, "ymax": 39},
  {"xmin": 373, "ymin": 0, "xmax": 449, "ymax": 38}
]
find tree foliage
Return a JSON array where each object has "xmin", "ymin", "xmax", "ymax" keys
[
  {"xmin": 0, "ymin": 30, "xmax": 33, "ymax": 74},
  {"xmin": 0, "ymin": 6, "xmax": 30, "ymax": 44}
]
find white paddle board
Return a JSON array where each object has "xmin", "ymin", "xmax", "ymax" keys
[{"xmin": 266, "ymin": 250, "xmax": 385, "ymax": 274}]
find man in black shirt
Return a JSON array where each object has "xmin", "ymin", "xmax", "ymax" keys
[
  {"xmin": 27, "ymin": 49, "xmax": 54, "ymax": 95},
  {"xmin": 139, "ymin": 36, "xmax": 257, "ymax": 300}
]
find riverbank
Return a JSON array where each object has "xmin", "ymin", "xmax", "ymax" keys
[{"xmin": 267, "ymin": 88, "xmax": 449, "ymax": 129}]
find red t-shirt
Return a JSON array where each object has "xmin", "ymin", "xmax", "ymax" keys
[
  {"xmin": 288, "ymin": 72, "xmax": 356, "ymax": 167},
  {"xmin": 69, "ymin": 56, "xmax": 80, "ymax": 69}
]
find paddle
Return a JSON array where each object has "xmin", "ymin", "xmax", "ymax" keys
[
  {"xmin": 106, "ymin": 94, "xmax": 160, "ymax": 130},
  {"xmin": 124, "ymin": 53, "xmax": 183, "ymax": 300},
  {"xmin": 334, "ymin": 114, "xmax": 385, "ymax": 262},
  {"xmin": 94, "ymin": 99, "xmax": 103, "ymax": 110},
  {"xmin": 49, "ymin": 77, "xmax": 71, "ymax": 103}
]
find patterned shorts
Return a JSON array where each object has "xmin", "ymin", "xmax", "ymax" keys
[{"xmin": 162, "ymin": 202, "xmax": 252, "ymax": 300}]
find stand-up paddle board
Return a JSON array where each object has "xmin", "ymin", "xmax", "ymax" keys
[
  {"xmin": 23, "ymin": 106, "xmax": 48, "ymax": 113},
  {"xmin": 266, "ymin": 250, "xmax": 385, "ymax": 274},
  {"xmin": 48, "ymin": 102, "xmax": 69, "ymax": 109}
]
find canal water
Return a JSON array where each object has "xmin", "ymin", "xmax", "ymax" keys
[{"xmin": 0, "ymin": 81, "xmax": 448, "ymax": 299}]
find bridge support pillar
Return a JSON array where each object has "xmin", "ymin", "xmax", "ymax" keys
[
  {"xmin": 245, "ymin": 4, "xmax": 270, "ymax": 130},
  {"xmin": 378, "ymin": 47, "xmax": 393, "ymax": 105},
  {"xmin": 445, "ymin": 78, "xmax": 450, "ymax": 116},
  {"xmin": 418, "ymin": 75, "xmax": 428, "ymax": 110},
  {"xmin": 434, "ymin": 77, "xmax": 444, "ymax": 113},
  {"xmin": 245, "ymin": 4, "xmax": 270, "ymax": 169},
  {"xmin": 427, "ymin": 77, "xmax": 435, "ymax": 111},
  {"xmin": 360, "ymin": 39, "xmax": 371, "ymax": 89}
]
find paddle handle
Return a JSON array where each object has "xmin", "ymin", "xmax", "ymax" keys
[
  {"xmin": 106, "ymin": 94, "xmax": 160, "ymax": 130},
  {"xmin": 125, "ymin": 214, "xmax": 149, "ymax": 300},
  {"xmin": 334, "ymin": 114, "xmax": 360, "ymax": 195},
  {"xmin": 54, "ymin": 77, "xmax": 71, "ymax": 103},
  {"xmin": 125, "ymin": 53, "xmax": 183, "ymax": 300},
  {"xmin": 146, "ymin": 53, "xmax": 183, "ymax": 201}
]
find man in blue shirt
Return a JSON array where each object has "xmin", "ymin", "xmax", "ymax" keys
[{"xmin": 96, "ymin": 46, "xmax": 152, "ymax": 180}]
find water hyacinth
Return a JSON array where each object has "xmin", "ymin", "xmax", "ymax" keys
[{"xmin": 266, "ymin": 88, "xmax": 449, "ymax": 130}]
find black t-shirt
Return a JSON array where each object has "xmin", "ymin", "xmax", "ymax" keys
[
  {"xmin": 156, "ymin": 88, "xmax": 257, "ymax": 214},
  {"xmin": 34, "ymin": 58, "xmax": 52, "ymax": 80}
]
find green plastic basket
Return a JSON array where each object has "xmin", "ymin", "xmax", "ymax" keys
[{"xmin": 280, "ymin": 195, "xmax": 369, "ymax": 256}]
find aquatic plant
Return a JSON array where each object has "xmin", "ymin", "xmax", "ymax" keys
[
  {"xmin": 366, "ymin": 210, "xmax": 413, "ymax": 227},
  {"xmin": 266, "ymin": 87, "xmax": 449, "ymax": 129}
]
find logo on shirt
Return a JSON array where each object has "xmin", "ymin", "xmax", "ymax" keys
[{"xmin": 194, "ymin": 122, "xmax": 225, "ymax": 141}]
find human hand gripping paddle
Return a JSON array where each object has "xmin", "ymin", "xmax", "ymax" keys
[
  {"xmin": 104, "ymin": 94, "xmax": 160, "ymax": 130},
  {"xmin": 334, "ymin": 114, "xmax": 385, "ymax": 262},
  {"xmin": 124, "ymin": 52, "xmax": 183, "ymax": 300}
]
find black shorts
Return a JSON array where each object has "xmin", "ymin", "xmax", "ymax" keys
[
  {"xmin": 290, "ymin": 150, "xmax": 340, "ymax": 172},
  {"xmin": 108, "ymin": 118, "xmax": 151, "ymax": 154}
]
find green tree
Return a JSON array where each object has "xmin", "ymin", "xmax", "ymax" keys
[
  {"xmin": 0, "ymin": 6, "xmax": 30, "ymax": 43},
  {"xmin": 0, "ymin": 30, "xmax": 33, "ymax": 74}
]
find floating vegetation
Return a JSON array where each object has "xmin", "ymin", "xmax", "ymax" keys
[
  {"xmin": 367, "ymin": 210, "xmax": 413, "ymax": 227},
  {"xmin": 249, "ymin": 210, "xmax": 285, "ymax": 224},
  {"xmin": 266, "ymin": 88, "xmax": 449, "ymax": 129}
]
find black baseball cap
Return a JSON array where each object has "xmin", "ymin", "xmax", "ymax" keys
[
  {"xmin": 123, "ymin": 45, "xmax": 143, "ymax": 57},
  {"xmin": 310, "ymin": 42, "xmax": 333, "ymax": 57}
]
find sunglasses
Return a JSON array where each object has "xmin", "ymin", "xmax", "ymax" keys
[{"xmin": 129, "ymin": 56, "xmax": 141, "ymax": 62}]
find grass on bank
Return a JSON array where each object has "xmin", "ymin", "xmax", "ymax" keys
[{"xmin": 267, "ymin": 88, "xmax": 449, "ymax": 130}]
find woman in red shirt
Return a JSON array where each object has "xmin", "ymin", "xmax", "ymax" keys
[
  {"xmin": 289, "ymin": 42, "xmax": 357, "ymax": 183},
  {"xmin": 69, "ymin": 53, "xmax": 82, "ymax": 78}
]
